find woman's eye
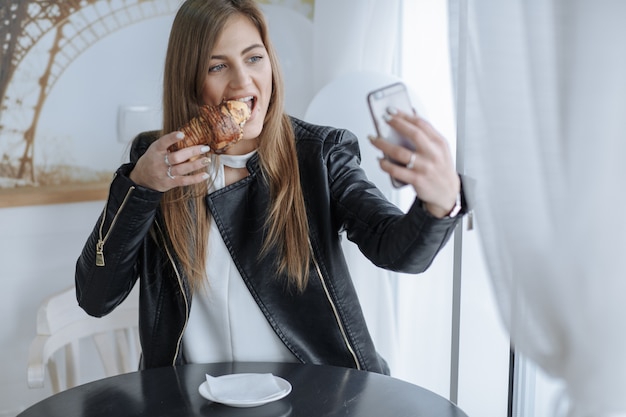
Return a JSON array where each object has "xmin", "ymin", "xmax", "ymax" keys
[
  {"xmin": 248, "ymin": 55, "xmax": 263, "ymax": 64},
  {"xmin": 209, "ymin": 63, "xmax": 226, "ymax": 73}
]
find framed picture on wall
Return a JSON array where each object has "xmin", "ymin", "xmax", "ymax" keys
[
  {"xmin": 0, "ymin": 0, "xmax": 314, "ymax": 209},
  {"xmin": 0, "ymin": 0, "xmax": 183, "ymax": 208}
]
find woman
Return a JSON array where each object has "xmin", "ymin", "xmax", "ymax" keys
[{"xmin": 75, "ymin": 0, "xmax": 466, "ymax": 374}]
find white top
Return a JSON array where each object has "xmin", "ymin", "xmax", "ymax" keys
[{"xmin": 182, "ymin": 151, "xmax": 298, "ymax": 364}]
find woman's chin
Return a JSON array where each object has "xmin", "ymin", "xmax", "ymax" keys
[{"xmin": 243, "ymin": 121, "xmax": 263, "ymax": 141}]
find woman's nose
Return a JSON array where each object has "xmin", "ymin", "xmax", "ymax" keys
[{"xmin": 229, "ymin": 65, "xmax": 252, "ymax": 89}]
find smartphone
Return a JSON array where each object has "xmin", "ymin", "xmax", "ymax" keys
[{"xmin": 367, "ymin": 82, "xmax": 415, "ymax": 187}]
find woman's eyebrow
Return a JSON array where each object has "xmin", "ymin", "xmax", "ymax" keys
[{"xmin": 210, "ymin": 43, "xmax": 265, "ymax": 60}]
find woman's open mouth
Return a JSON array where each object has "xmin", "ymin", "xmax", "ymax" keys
[{"xmin": 235, "ymin": 96, "xmax": 255, "ymax": 114}]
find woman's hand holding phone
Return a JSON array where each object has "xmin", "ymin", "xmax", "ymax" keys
[
  {"xmin": 369, "ymin": 107, "xmax": 460, "ymax": 219},
  {"xmin": 367, "ymin": 83, "xmax": 416, "ymax": 188}
]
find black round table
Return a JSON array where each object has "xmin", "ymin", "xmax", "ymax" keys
[{"xmin": 19, "ymin": 362, "xmax": 469, "ymax": 417}]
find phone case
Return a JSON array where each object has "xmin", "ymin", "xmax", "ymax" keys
[
  {"xmin": 367, "ymin": 82, "xmax": 415, "ymax": 187},
  {"xmin": 367, "ymin": 82, "xmax": 415, "ymax": 149}
]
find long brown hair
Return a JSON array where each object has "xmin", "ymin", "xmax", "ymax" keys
[{"xmin": 161, "ymin": 0, "xmax": 311, "ymax": 292}]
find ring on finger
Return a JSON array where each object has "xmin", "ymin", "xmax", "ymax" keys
[
  {"xmin": 164, "ymin": 153, "xmax": 171, "ymax": 167},
  {"xmin": 406, "ymin": 152, "xmax": 417, "ymax": 169},
  {"xmin": 167, "ymin": 165, "xmax": 175, "ymax": 180}
]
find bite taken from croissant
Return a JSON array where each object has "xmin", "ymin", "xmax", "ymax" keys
[{"xmin": 169, "ymin": 100, "xmax": 252, "ymax": 154}]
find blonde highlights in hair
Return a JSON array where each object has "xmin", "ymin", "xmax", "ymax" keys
[{"xmin": 160, "ymin": 0, "xmax": 310, "ymax": 292}]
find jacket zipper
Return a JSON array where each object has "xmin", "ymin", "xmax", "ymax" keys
[
  {"xmin": 310, "ymin": 249, "xmax": 361, "ymax": 371},
  {"xmin": 95, "ymin": 183, "xmax": 135, "ymax": 266},
  {"xmin": 154, "ymin": 220, "xmax": 190, "ymax": 366}
]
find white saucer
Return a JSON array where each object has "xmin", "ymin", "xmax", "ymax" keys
[{"xmin": 198, "ymin": 374, "xmax": 292, "ymax": 408}]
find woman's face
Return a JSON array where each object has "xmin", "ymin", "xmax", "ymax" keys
[{"xmin": 201, "ymin": 14, "xmax": 273, "ymax": 154}]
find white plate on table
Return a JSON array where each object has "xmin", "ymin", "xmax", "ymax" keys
[{"xmin": 198, "ymin": 373, "xmax": 292, "ymax": 408}]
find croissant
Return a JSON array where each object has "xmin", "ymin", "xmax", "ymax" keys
[{"xmin": 169, "ymin": 100, "xmax": 251, "ymax": 154}]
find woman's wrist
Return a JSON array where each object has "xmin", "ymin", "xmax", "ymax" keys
[{"xmin": 423, "ymin": 193, "xmax": 461, "ymax": 219}]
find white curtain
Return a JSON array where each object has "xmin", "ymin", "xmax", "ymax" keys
[{"xmin": 457, "ymin": 1, "xmax": 626, "ymax": 415}]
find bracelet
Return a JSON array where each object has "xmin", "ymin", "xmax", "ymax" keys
[{"xmin": 445, "ymin": 192, "xmax": 463, "ymax": 218}]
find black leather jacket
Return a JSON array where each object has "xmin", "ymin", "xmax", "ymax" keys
[{"xmin": 75, "ymin": 117, "xmax": 463, "ymax": 374}]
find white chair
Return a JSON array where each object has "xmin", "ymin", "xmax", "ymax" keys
[{"xmin": 27, "ymin": 285, "xmax": 141, "ymax": 393}]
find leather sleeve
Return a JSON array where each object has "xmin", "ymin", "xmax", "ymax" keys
[
  {"xmin": 75, "ymin": 132, "xmax": 163, "ymax": 317},
  {"xmin": 324, "ymin": 127, "xmax": 461, "ymax": 273}
]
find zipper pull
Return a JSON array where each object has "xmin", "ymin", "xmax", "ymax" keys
[
  {"xmin": 96, "ymin": 239, "xmax": 105, "ymax": 266},
  {"xmin": 466, "ymin": 210, "xmax": 474, "ymax": 231}
]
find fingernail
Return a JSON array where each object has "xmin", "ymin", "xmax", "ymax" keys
[
  {"xmin": 200, "ymin": 146, "xmax": 210, "ymax": 153},
  {"xmin": 382, "ymin": 113, "xmax": 393, "ymax": 122},
  {"xmin": 386, "ymin": 106, "xmax": 398, "ymax": 115},
  {"xmin": 201, "ymin": 157, "xmax": 210, "ymax": 165},
  {"xmin": 367, "ymin": 135, "xmax": 378, "ymax": 142},
  {"xmin": 175, "ymin": 132, "xmax": 184, "ymax": 139},
  {"xmin": 201, "ymin": 173, "xmax": 210, "ymax": 180}
]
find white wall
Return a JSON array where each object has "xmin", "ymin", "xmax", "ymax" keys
[
  {"xmin": 0, "ymin": 202, "xmax": 104, "ymax": 415},
  {"xmin": 0, "ymin": 15, "xmax": 174, "ymax": 415}
]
